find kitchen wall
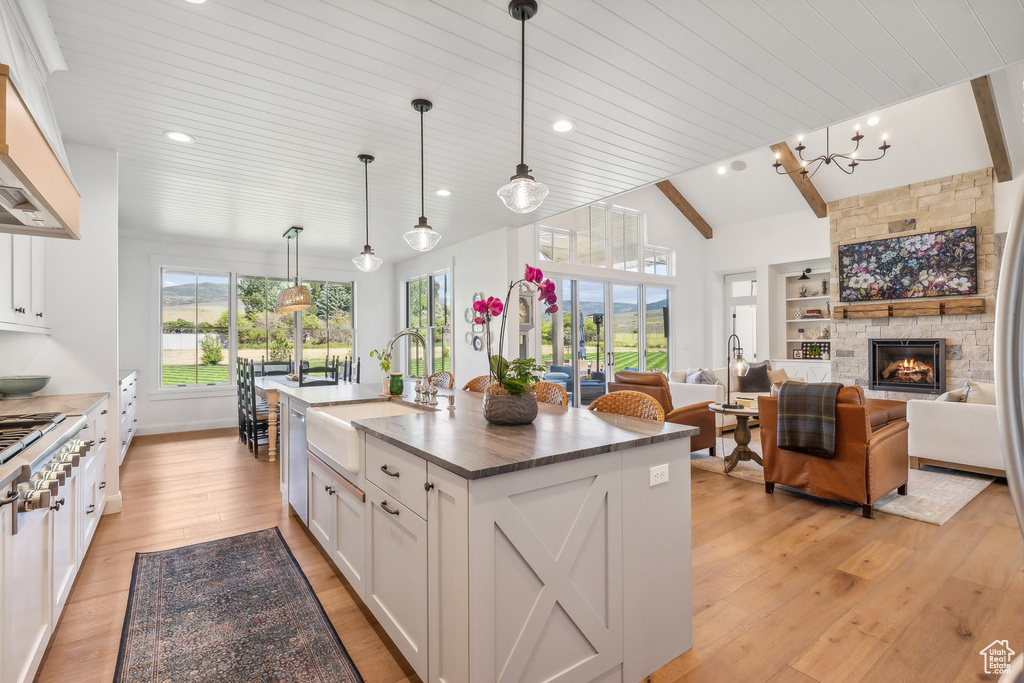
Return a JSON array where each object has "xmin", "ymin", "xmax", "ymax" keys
[
  {"xmin": 0, "ymin": 143, "xmax": 120, "ymax": 507},
  {"xmin": 119, "ymin": 237, "xmax": 397, "ymax": 434},
  {"xmin": 394, "ymin": 228, "xmax": 513, "ymax": 386}
]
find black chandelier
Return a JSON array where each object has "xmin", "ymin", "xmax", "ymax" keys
[{"xmin": 774, "ymin": 125, "xmax": 890, "ymax": 179}]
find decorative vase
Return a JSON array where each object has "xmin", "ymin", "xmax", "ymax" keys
[
  {"xmin": 389, "ymin": 373, "xmax": 404, "ymax": 396},
  {"xmin": 482, "ymin": 387, "xmax": 538, "ymax": 426}
]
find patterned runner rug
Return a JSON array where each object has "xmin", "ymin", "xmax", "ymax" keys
[{"xmin": 114, "ymin": 528, "xmax": 363, "ymax": 683}]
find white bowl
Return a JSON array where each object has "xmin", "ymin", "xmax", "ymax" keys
[{"xmin": 0, "ymin": 375, "xmax": 51, "ymax": 399}]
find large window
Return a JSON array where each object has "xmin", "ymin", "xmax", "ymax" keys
[
  {"xmin": 539, "ymin": 204, "xmax": 660, "ymax": 273},
  {"xmin": 236, "ymin": 276, "xmax": 296, "ymax": 367},
  {"xmin": 406, "ymin": 270, "xmax": 451, "ymax": 377},
  {"xmin": 161, "ymin": 269, "xmax": 231, "ymax": 386},
  {"xmin": 302, "ymin": 281, "xmax": 354, "ymax": 365}
]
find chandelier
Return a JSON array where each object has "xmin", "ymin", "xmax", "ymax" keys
[
  {"xmin": 275, "ymin": 226, "xmax": 312, "ymax": 312},
  {"xmin": 773, "ymin": 125, "xmax": 890, "ymax": 178}
]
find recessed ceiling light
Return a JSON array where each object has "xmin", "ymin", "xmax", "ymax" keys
[
  {"xmin": 164, "ymin": 131, "xmax": 195, "ymax": 143},
  {"xmin": 867, "ymin": 116, "xmax": 880, "ymax": 126},
  {"xmin": 730, "ymin": 160, "xmax": 747, "ymax": 172},
  {"xmin": 552, "ymin": 120, "xmax": 574, "ymax": 133},
  {"xmin": 436, "ymin": 189, "xmax": 451, "ymax": 197},
  {"xmin": 185, "ymin": 0, "xmax": 207, "ymax": 4},
  {"xmin": 717, "ymin": 166, "xmax": 727, "ymax": 175}
]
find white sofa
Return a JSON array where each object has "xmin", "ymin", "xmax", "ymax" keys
[
  {"xmin": 668, "ymin": 368, "xmax": 770, "ymax": 433},
  {"xmin": 906, "ymin": 384, "xmax": 1004, "ymax": 476}
]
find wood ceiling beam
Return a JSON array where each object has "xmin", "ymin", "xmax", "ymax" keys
[
  {"xmin": 654, "ymin": 180, "xmax": 713, "ymax": 239},
  {"xmin": 971, "ymin": 74, "xmax": 1013, "ymax": 183},
  {"xmin": 769, "ymin": 142, "xmax": 828, "ymax": 219}
]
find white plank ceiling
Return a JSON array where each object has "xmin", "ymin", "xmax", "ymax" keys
[{"xmin": 43, "ymin": 0, "xmax": 1024, "ymax": 260}]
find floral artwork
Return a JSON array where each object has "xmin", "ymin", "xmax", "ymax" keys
[{"xmin": 838, "ymin": 227, "xmax": 977, "ymax": 302}]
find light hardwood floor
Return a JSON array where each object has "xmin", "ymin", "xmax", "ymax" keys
[{"xmin": 38, "ymin": 430, "xmax": 1022, "ymax": 682}]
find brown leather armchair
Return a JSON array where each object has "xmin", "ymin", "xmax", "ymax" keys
[
  {"xmin": 608, "ymin": 371, "xmax": 716, "ymax": 455},
  {"xmin": 758, "ymin": 385, "xmax": 909, "ymax": 518}
]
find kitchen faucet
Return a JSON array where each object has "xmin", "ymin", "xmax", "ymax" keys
[{"xmin": 382, "ymin": 328, "xmax": 428, "ymax": 403}]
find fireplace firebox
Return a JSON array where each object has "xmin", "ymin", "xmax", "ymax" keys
[{"xmin": 868, "ymin": 339, "xmax": 945, "ymax": 394}]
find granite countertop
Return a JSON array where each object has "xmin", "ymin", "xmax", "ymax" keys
[
  {"xmin": 273, "ymin": 380, "xmax": 398, "ymax": 407},
  {"xmin": 351, "ymin": 390, "xmax": 697, "ymax": 480},
  {"xmin": 0, "ymin": 392, "xmax": 108, "ymax": 417}
]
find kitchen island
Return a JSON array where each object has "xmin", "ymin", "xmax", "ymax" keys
[{"xmin": 276, "ymin": 384, "xmax": 695, "ymax": 683}]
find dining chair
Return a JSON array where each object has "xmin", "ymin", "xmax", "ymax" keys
[
  {"xmin": 534, "ymin": 380, "xmax": 568, "ymax": 406},
  {"xmin": 244, "ymin": 359, "xmax": 271, "ymax": 456},
  {"xmin": 259, "ymin": 357, "xmax": 290, "ymax": 377},
  {"xmin": 462, "ymin": 375, "xmax": 492, "ymax": 393},
  {"xmin": 428, "ymin": 371, "xmax": 455, "ymax": 389},
  {"xmin": 587, "ymin": 390, "xmax": 665, "ymax": 422},
  {"xmin": 236, "ymin": 357, "xmax": 248, "ymax": 445},
  {"xmin": 300, "ymin": 356, "xmax": 340, "ymax": 387}
]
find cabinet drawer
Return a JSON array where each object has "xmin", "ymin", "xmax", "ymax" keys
[{"xmin": 365, "ymin": 438, "xmax": 427, "ymax": 519}]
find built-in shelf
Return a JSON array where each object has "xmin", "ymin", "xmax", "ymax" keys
[
  {"xmin": 786, "ymin": 318, "xmax": 831, "ymax": 323},
  {"xmin": 786, "ymin": 338, "xmax": 831, "ymax": 343},
  {"xmin": 785, "ymin": 295, "xmax": 830, "ymax": 302}
]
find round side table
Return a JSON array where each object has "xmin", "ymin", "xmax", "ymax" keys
[{"xmin": 709, "ymin": 403, "xmax": 762, "ymax": 474}]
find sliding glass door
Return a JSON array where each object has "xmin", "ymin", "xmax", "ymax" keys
[{"xmin": 541, "ymin": 278, "xmax": 670, "ymax": 407}]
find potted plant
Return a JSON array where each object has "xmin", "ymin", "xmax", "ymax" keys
[
  {"xmin": 369, "ymin": 349, "xmax": 397, "ymax": 395},
  {"xmin": 472, "ymin": 264, "xmax": 558, "ymax": 425}
]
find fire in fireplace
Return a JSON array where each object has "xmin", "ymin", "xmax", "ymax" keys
[{"xmin": 868, "ymin": 339, "xmax": 945, "ymax": 394}]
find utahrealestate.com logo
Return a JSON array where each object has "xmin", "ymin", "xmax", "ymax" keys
[{"xmin": 979, "ymin": 640, "xmax": 1016, "ymax": 675}]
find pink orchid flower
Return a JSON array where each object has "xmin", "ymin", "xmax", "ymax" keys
[{"xmin": 487, "ymin": 296, "xmax": 504, "ymax": 317}]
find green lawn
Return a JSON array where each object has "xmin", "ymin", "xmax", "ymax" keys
[
  {"xmin": 539, "ymin": 350, "xmax": 668, "ymax": 374},
  {"xmin": 162, "ymin": 365, "xmax": 230, "ymax": 386}
]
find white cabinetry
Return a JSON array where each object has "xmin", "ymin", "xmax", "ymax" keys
[
  {"xmin": 80, "ymin": 404, "xmax": 109, "ymax": 557},
  {"xmin": 2, "ymin": 507, "xmax": 51, "ymax": 683},
  {"xmin": 118, "ymin": 370, "xmax": 138, "ymax": 464},
  {"xmin": 306, "ymin": 454, "xmax": 368, "ymax": 597},
  {"xmin": 0, "ymin": 233, "xmax": 48, "ymax": 332},
  {"xmin": 426, "ymin": 464, "xmax": 469, "ymax": 683},
  {"xmin": 49, "ymin": 463, "xmax": 78, "ymax": 625}
]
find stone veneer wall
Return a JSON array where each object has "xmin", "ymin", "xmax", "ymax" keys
[{"xmin": 829, "ymin": 167, "xmax": 997, "ymax": 401}]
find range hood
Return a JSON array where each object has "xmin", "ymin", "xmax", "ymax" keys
[{"xmin": 0, "ymin": 64, "xmax": 80, "ymax": 239}]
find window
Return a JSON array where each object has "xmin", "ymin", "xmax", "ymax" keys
[
  {"xmin": 302, "ymin": 280, "xmax": 355, "ymax": 366},
  {"xmin": 236, "ymin": 275, "xmax": 296, "ymax": 369},
  {"xmin": 406, "ymin": 270, "xmax": 452, "ymax": 377},
  {"xmin": 644, "ymin": 246, "xmax": 671, "ymax": 275},
  {"xmin": 539, "ymin": 204, "xmax": 657, "ymax": 273},
  {"xmin": 610, "ymin": 208, "xmax": 640, "ymax": 270},
  {"xmin": 539, "ymin": 227, "xmax": 571, "ymax": 262},
  {"xmin": 161, "ymin": 268, "xmax": 231, "ymax": 386}
]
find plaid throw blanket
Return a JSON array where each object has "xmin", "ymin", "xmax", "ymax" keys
[{"xmin": 777, "ymin": 382, "xmax": 844, "ymax": 458}]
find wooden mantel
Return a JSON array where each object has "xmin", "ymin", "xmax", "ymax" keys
[{"xmin": 833, "ymin": 297, "xmax": 985, "ymax": 319}]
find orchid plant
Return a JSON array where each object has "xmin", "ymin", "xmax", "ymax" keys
[{"xmin": 472, "ymin": 264, "xmax": 558, "ymax": 395}]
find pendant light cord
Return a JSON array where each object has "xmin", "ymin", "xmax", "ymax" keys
[
  {"xmin": 519, "ymin": 13, "xmax": 526, "ymax": 166},
  {"xmin": 286, "ymin": 238, "xmax": 291, "ymax": 281},
  {"xmin": 295, "ymin": 232, "xmax": 300, "ymax": 284},
  {"xmin": 364, "ymin": 159, "xmax": 370, "ymax": 245},
  {"xmin": 420, "ymin": 108, "xmax": 425, "ymax": 217}
]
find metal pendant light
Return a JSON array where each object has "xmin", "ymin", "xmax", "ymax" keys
[
  {"xmin": 352, "ymin": 154, "xmax": 383, "ymax": 273},
  {"xmin": 404, "ymin": 99, "xmax": 442, "ymax": 252},
  {"xmin": 497, "ymin": 0, "xmax": 549, "ymax": 214},
  {"xmin": 276, "ymin": 226, "xmax": 312, "ymax": 312}
]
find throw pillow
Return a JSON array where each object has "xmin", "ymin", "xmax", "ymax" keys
[
  {"xmin": 668, "ymin": 371, "xmax": 688, "ymax": 383},
  {"xmin": 590, "ymin": 371, "xmax": 606, "ymax": 382},
  {"xmin": 766, "ymin": 368, "xmax": 789, "ymax": 384},
  {"xmin": 964, "ymin": 380, "xmax": 996, "ymax": 405},
  {"xmin": 686, "ymin": 368, "xmax": 718, "ymax": 385},
  {"xmin": 737, "ymin": 363, "xmax": 771, "ymax": 392},
  {"xmin": 545, "ymin": 371, "xmax": 570, "ymax": 381}
]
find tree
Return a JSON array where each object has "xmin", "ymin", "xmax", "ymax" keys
[{"xmin": 200, "ymin": 334, "xmax": 223, "ymax": 365}]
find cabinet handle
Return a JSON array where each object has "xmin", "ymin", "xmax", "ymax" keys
[
  {"xmin": 50, "ymin": 497, "xmax": 66, "ymax": 511},
  {"xmin": 424, "ymin": 482, "xmax": 434, "ymax": 492},
  {"xmin": 14, "ymin": 306, "xmax": 24, "ymax": 314},
  {"xmin": 86, "ymin": 504, "xmax": 96, "ymax": 515},
  {"xmin": 122, "ymin": 410, "xmax": 126, "ymax": 415},
  {"xmin": 379, "ymin": 500, "xmax": 400, "ymax": 515},
  {"xmin": 122, "ymin": 440, "xmax": 127, "ymax": 446},
  {"xmin": 101, "ymin": 410, "xmax": 108, "ymax": 415},
  {"xmin": 99, "ymin": 481, "xmax": 107, "ymax": 490},
  {"xmin": 1, "ymin": 490, "xmax": 18, "ymax": 507},
  {"xmin": 35, "ymin": 312, "xmax": 42, "ymax": 318},
  {"xmin": 380, "ymin": 464, "xmax": 400, "ymax": 478},
  {"xmin": 100, "ymin": 437, "xmax": 107, "ymax": 444}
]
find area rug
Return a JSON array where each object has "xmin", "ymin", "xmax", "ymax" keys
[
  {"xmin": 114, "ymin": 527, "xmax": 363, "ymax": 683},
  {"xmin": 691, "ymin": 451, "xmax": 994, "ymax": 526}
]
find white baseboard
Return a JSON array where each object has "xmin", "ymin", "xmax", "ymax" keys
[
  {"xmin": 102, "ymin": 492, "xmax": 123, "ymax": 514},
  {"xmin": 135, "ymin": 418, "xmax": 237, "ymax": 436}
]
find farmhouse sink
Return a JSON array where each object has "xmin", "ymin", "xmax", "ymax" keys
[{"xmin": 305, "ymin": 401, "xmax": 425, "ymax": 475}]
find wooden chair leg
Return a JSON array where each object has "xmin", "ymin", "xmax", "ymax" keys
[
  {"xmin": 861, "ymin": 504, "xmax": 873, "ymax": 519},
  {"xmin": 898, "ymin": 483, "xmax": 908, "ymax": 495},
  {"xmin": 765, "ymin": 482, "xmax": 775, "ymax": 494}
]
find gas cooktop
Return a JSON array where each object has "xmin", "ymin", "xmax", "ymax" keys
[{"xmin": 0, "ymin": 412, "xmax": 65, "ymax": 464}]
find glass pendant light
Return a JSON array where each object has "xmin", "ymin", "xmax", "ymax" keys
[
  {"xmin": 404, "ymin": 99, "xmax": 442, "ymax": 251},
  {"xmin": 497, "ymin": 0, "xmax": 549, "ymax": 214},
  {"xmin": 276, "ymin": 226, "xmax": 312, "ymax": 312},
  {"xmin": 353, "ymin": 154, "xmax": 383, "ymax": 273}
]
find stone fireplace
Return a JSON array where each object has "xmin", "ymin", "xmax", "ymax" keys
[
  {"xmin": 868, "ymin": 339, "xmax": 945, "ymax": 394},
  {"xmin": 828, "ymin": 168, "xmax": 997, "ymax": 401}
]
